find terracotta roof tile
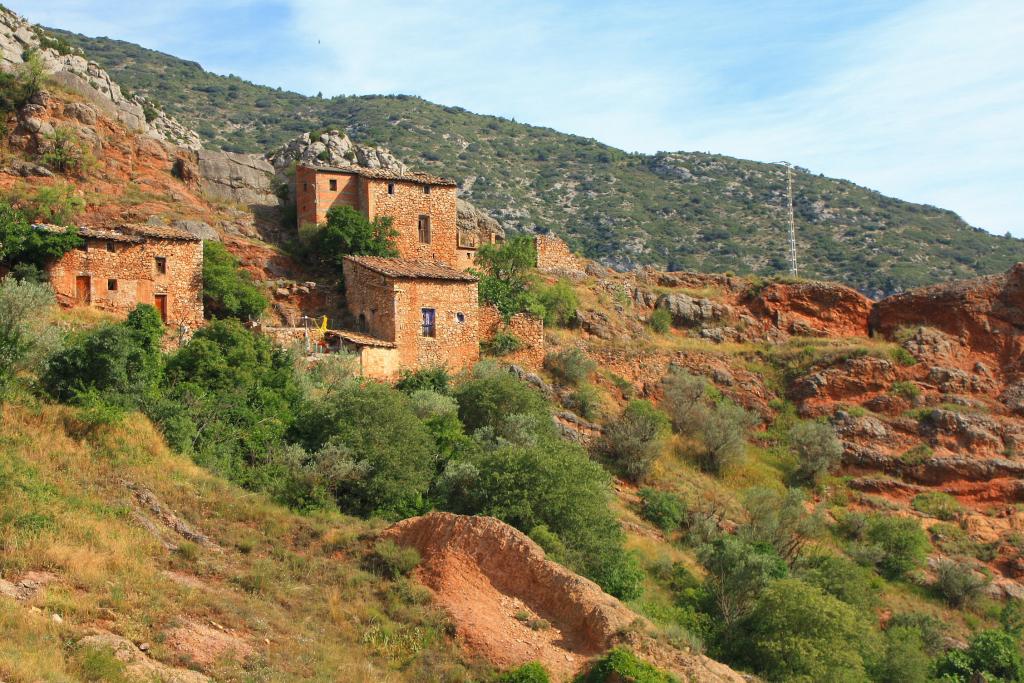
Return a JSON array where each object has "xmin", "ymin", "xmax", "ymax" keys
[
  {"xmin": 32, "ymin": 223, "xmax": 201, "ymax": 243},
  {"xmin": 116, "ymin": 224, "xmax": 202, "ymax": 241},
  {"xmin": 344, "ymin": 256, "xmax": 478, "ymax": 282},
  {"xmin": 326, "ymin": 329, "xmax": 397, "ymax": 348},
  {"xmin": 32, "ymin": 223, "xmax": 143, "ymax": 243},
  {"xmin": 299, "ymin": 163, "xmax": 456, "ymax": 187}
]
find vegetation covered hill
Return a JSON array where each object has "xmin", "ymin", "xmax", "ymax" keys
[{"xmin": 48, "ymin": 29, "xmax": 1024, "ymax": 296}]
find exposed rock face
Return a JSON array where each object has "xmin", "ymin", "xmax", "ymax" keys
[
  {"xmin": 457, "ymin": 197, "xmax": 505, "ymax": 242},
  {"xmin": 381, "ymin": 512, "xmax": 745, "ymax": 682},
  {"xmin": 656, "ymin": 292, "xmax": 731, "ymax": 327},
  {"xmin": 77, "ymin": 631, "xmax": 211, "ymax": 683},
  {"xmin": 0, "ymin": 7, "xmax": 200, "ymax": 149},
  {"xmin": 749, "ymin": 280, "xmax": 872, "ymax": 337},
  {"xmin": 871, "ymin": 263, "xmax": 1024, "ymax": 361},
  {"xmin": 191, "ymin": 149, "xmax": 277, "ymax": 206}
]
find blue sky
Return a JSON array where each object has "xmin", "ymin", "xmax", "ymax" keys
[{"xmin": 12, "ymin": 0, "xmax": 1024, "ymax": 235}]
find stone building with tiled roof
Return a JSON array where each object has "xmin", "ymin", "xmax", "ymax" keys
[{"xmin": 34, "ymin": 223, "xmax": 203, "ymax": 328}]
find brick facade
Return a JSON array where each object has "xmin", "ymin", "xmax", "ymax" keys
[
  {"xmin": 535, "ymin": 234, "xmax": 584, "ymax": 277},
  {"xmin": 343, "ymin": 257, "xmax": 479, "ymax": 373},
  {"xmin": 478, "ymin": 305, "xmax": 545, "ymax": 369},
  {"xmin": 41, "ymin": 224, "xmax": 203, "ymax": 327}
]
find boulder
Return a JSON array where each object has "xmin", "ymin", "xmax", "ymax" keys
[{"xmin": 194, "ymin": 150, "xmax": 277, "ymax": 206}]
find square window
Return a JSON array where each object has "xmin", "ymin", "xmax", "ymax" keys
[
  {"xmin": 155, "ymin": 256, "xmax": 167, "ymax": 274},
  {"xmin": 421, "ymin": 308, "xmax": 436, "ymax": 337},
  {"xmin": 418, "ymin": 215, "xmax": 431, "ymax": 244},
  {"xmin": 387, "ymin": 182, "xmax": 395, "ymax": 195},
  {"xmin": 107, "ymin": 279, "xmax": 117, "ymax": 291},
  {"xmin": 456, "ymin": 312, "xmax": 465, "ymax": 324},
  {"xmin": 329, "ymin": 179, "xmax": 338, "ymax": 191},
  {"xmin": 106, "ymin": 241, "xmax": 116, "ymax": 253},
  {"xmin": 423, "ymin": 184, "xmax": 431, "ymax": 195}
]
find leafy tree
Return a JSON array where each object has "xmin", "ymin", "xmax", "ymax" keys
[
  {"xmin": 694, "ymin": 400, "xmax": 757, "ymax": 475},
  {"xmin": 934, "ymin": 629, "xmax": 1024, "ymax": 682},
  {"xmin": 933, "ymin": 558, "xmax": 990, "ymax": 607},
  {"xmin": 396, "ymin": 366, "xmax": 451, "ymax": 394},
  {"xmin": 453, "ymin": 361, "xmax": 551, "ymax": 436},
  {"xmin": 732, "ymin": 578, "xmax": 877, "ymax": 681},
  {"xmin": 740, "ymin": 487, "xmax": 823, "ymax": 564},
  {"xmin": 290, "ymin": 379, "xmax": 435, "ymax": 518},
  {"xmin": 305, "ymin": 205, "xmax": 397, "ymax": 268},
  {"xmin": 0, "ymin": 276, "xmax": 57, "ymax": 397},
  {"xmin": 862, "ymin": 514, "xmax": 930, "ymax": 579},
  {"xmin": 0, "ymin": 49, "xmax": 46, "ymax": 111},
  {"xmin": 661, "ymin": 368, "xmax": 706, "ymax": 434},
  {"xmin": 473, "ymin": 236, "xmax": 540, "ymax": 320},
  {"xmin": 44, "ymin": 304, "xmax": 163, "ymax": 407},
  {"xmin": 699, "ymin": 536, "xmax": 787, "ymax": 627},
  {"xmin": 794, "ymin": 552, "xmax": 881, "ymax": 611},
  {"xmin": 201, "ymin": 241, "xmax": 267, "ymax": 321},
  {"xmin": 10, "ymin": 182, "xmax": 85, "ymax": 226},
  {"xmin": 598, "ymin": 399, "xmax": 670, "ymax": 483},
  {"xmin": 0, "ymin": 201, "xmax": 82, "ymax": 268},
  {"xmin": 41, "ymin": 126, "xmax": 95, "ymax": 176},
  {"xmin": 789, "ymin": 420, "xmax": 843, "ymax": 485},
  {"xmin": 871, "ymin": 626, "xmax": 931, "ymax": 683}
]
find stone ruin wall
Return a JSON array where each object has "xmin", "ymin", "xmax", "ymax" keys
[
  {"xmin": 479, "ymin": 305, "xmax": 545, "ymax": 370},
  {"xmin": 535, "ymin": 234, "xmax": 584, "ymax": 277}
]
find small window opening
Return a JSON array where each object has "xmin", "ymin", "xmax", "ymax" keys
[
  {"xmin": 418, "ymin": 215, "xmax": 431, "ymax": 244},
  {"xmin": 155, "ymin": 256, "xmax": 167, "ymax": 274},
  {"xmin": 107, "ymin": 279, "xmax": 118, "ymax": 291},
  {"xmin": 329, "ymin": 179, "xmax": 338, "ymax": 191},
  {"xmin": 421, "ymin": 308, "xmax": 436, "ymax": 337},
  {"xmin": 106, "ymin": 241, "xmax": 116, "ymax": 253},
  {"xmin": 456, "ymin": 312, "xmax": 465, "ymax": 324},
  {"xmin": 387, "ymin": 182, "xmax": 395, "ymax": 195},
  {"xmin": 358, "ymin": 313, "xmax": 367, "ymax": 332},
  {"xmin": 423, "ymin": 184, "xmax": 431, "ymax": 195},
  {"xmin": 303, "ymin": 182, "xmax": 309, "ymax": 191}
]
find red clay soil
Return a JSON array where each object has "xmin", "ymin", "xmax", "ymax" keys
[
  {"xmin": 748, "ymin": 280, "xmax": 873, "ymax": 337},
  {"xmin": 381, "ymin": 512, "xmax": 745, "ymax": 682}
]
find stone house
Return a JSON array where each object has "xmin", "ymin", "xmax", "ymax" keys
[
  {"xmin": 36, "ymin": 223, "xmax": 203, "ymax": 327},
  {"xmin": 342, "ymin": 256, "xmax": 479, "ymax": 375}
]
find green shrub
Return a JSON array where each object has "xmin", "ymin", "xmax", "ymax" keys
[
  {"xmin": 694, "ymin": 400, "xmax": 757, "ymax": 475},
  {"xmin": 202, "ymin": 241, "xmax": 268, "ymax": 321},
  {"xmin": 574, "ymin": 647, "xmax": 677, "ymax": 683},
  {"xmin": 41, "ymin": 125, "xmax": 95, "ymax": 176},
  {"xmin": 872, "ymin": 625, "xmax": 931, "ymax": 683},
  {"xmin": 740, "ymin": 487, "xmax": 823, "ymax": 563},
  {"xmin": 789, "ymin": 420, "xmax": 843, "ymax": 485},
  {"xmin": 497, "ymin": 661, "xmax": 550, "ymax": 683},
  {"xmin": 699, "ymin": 536, "xmax": 787, "ymax": 626},
  {"xmin": 11, "ymin": 182, "xmax": 85, "ymax": 226},
  {"xmin": 638, "ymin": 488, "xmax": 686, "ymax": 532},
  {"xmin": 483, "ymin": 329, "xmax": 523, "ymax": 356},
  {"xmin": 660, "ymin": 368, "xmax": 706, "ymax": 434},
  {"xmin": 649, "ymin": 308, "xmax": 672, "ymax": 334},
  {"xmin": 370, "ymin": 539, "xmax": 421, "ymax": 578},
  {"xmin": 0, "ymin": 276, "xmax": 57, "ymax": 397},
  {"xmin": 933, "ymin": 558, "xmax": 989, "ymax": 607},
  {"xmin": 454, "ymin": 361, "xmax": 551, "ymax": 436},
  {"xmin": 304, "ymin": 205, "xmax": 398, "ymax": 268},
  {"xmin": 730, "ymin": 578, "xmax": 876, "ymax": 681},
  {"xmin": 862, "ymin": 514, "xmax": 930, "ymax": 579},
  {"xmin": 566, "ymin": 382, "xmax": 601, "ymax": 420},
  {"xmin": 890, "ymin": 380, "xmax": 921, "ymax": 400},
  {"xmin": 0, "ymin": 200, "xmax": 83, "ymax": 267},
  {"xmin": 901, "ymin": 443, "xmax": 934, "ymax": 465},
  {"xmin": 544, "ymin": 347, "xmax": 596, "ymax": 386},
  {"xmin": 911, "ymin": 491, "xmax": 961, "ymax": 520},
  {"xmin": 74, "ymin": 645, "xmax": 131, "ymax": 683},
  {"xmin": 598, "ymin": 399, "xmax": 670, "ymax": 483},
  {"xmin": 535, "ymin": 278, "xmax": 578, "ymax": 328},
  {"xmin": 795, "ymin": 552, "xmax": 881, "ymax": 611},
  {"xmin": 44, "ymin": 304, "xmax": 164, "ymax": 407},
  {"xmin": 935, "ymin": 629, "xmax": 1024, "ymax": 682},
  {"xmin": 396, "ymin": 366, "xmax": 451, "ymax": 394},
  {"xmin": 889, "ymin": 346, "xmax": 918, "ymax": 367}
]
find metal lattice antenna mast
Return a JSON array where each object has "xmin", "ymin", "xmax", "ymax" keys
[{"xmin": 776, "ymin": 161, "xmax": 798, "ymax": 277}]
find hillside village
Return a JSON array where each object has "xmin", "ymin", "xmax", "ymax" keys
[{"xmin": 7, "ymin": 6, "xmax": 1024, "ymax": 683}]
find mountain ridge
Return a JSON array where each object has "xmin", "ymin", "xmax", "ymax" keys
[{"xmin": 45, "ymin": 28, "xmax": 1024, "ymax": 296}]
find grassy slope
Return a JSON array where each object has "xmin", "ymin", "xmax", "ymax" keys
[
  {"xmin": 46, "ymin": 29, "xmax": 1024, "ymax": 295},
  {"xmin": 0, "ymin": 401, "xmax": 482, "ymax": 683}
]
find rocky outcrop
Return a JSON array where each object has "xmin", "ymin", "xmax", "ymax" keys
[
  {"xmin": 656, "ymin": 292, "xmax": 731, "ymax": 327},
  {"xmin": 749, "ymin": 280, "xmax": 872, "ymax": 337},
  {"xmin": 457, "ymin": 197, "xmax": 505, "ymax": 243},
  {"xmin": 269, "ymin": 130, "xmax": 407, "ymax": 175},
  {"xmin": 189, "ymin": 149, "xmax": 277, "ymax": 206},
  {"xmin": 381, "ymin": 512, "xmax": 744, "ymax": 682},
  {"xmin": 872, "ymin": 263, "xmax": 1024, "ymax": 361},
  {"xmin": 0, "ymin": 7, "xmax": 200, "ymax": 149}
]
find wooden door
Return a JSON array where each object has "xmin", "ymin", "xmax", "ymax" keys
[
  {"xmin": 153, "ymin": 294, "xmax": 167, "ymax": 323},
  {"xmin": 75, "ymin": 276, "xmax": 90, "ymax": 304}
]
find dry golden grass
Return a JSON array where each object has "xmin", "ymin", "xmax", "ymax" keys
[{"xmin": 0, "ymin": 402, "xmax": 483, "ymax": 683}]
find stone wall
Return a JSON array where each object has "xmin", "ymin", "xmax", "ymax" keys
[
  {"xmin": 342, "ymin": 260, "xmax": 480, "ymax": 373},
  {"xmin": 366, "ymin": 179, "xmax": 461, "ymax": 267},
  {"xmin": 535, "ymin": 234, "xmax": 584, "ymax": 277},
  {"xmin": 48, "ymin": 235, "xmax": 203, "ymax": 327},
  {"xmin": 479, "ymin": 305, "xmax": 545, "ymax": 369}
]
